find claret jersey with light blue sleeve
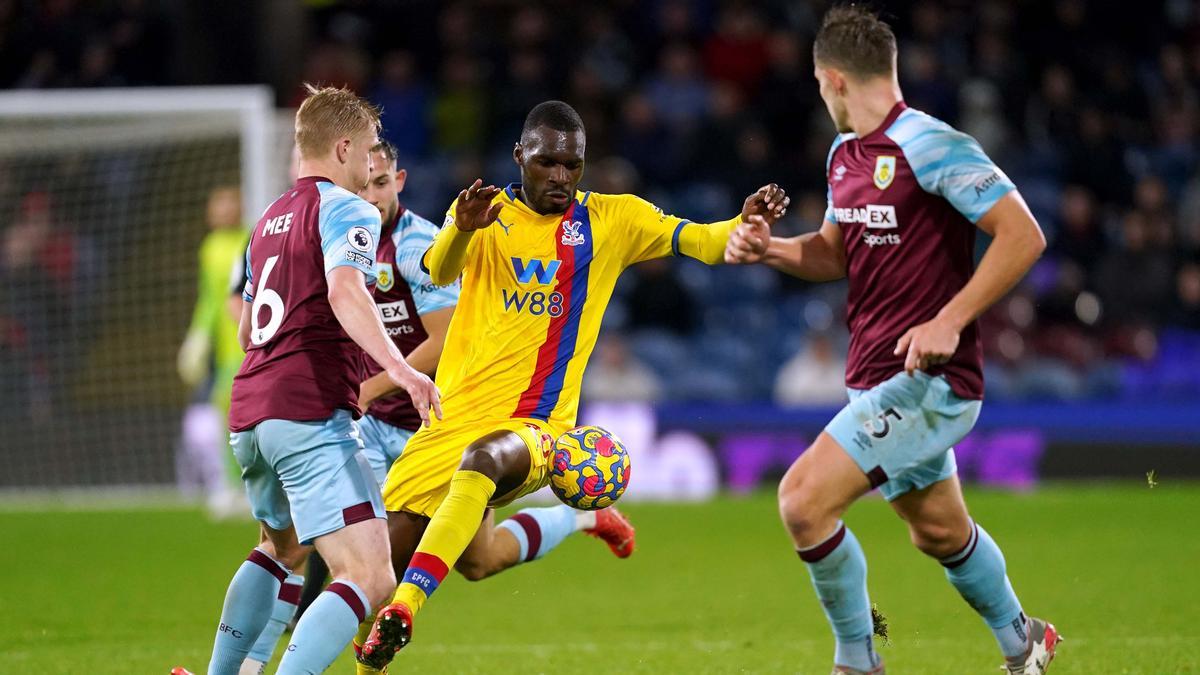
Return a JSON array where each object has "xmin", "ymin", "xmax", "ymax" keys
[
  {"xmin": 230, "ymin": 176, "xmax": 383, "ymax": 431},
  {"xmin": 823, "ymin": 102, "xmax": 1016, "ymax": 400},
  {"xmin": 360, "ymin": 204, "xmax": 460, "ymax": 431}
]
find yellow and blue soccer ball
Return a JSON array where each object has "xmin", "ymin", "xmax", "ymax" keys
[{"xmin": 549, "ymin": 425, "xmax": 631, "ymax": 510}]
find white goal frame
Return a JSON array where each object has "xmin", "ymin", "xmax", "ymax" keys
[{"xmin": 0, "ymin": 85, "xmax": 276, "ymax": 220}]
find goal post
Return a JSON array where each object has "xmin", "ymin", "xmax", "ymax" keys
[
  {"xmin": 0, "ymin": 86, "xmax": 290, "ymax": 491},
  {"xmin": 0, "ymin": 86, "xmax": 277, "ymax": 226}
]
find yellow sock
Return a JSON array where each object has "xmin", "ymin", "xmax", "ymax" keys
[
  {"xmin": 392, "ymin": 470, "xmax": 496, "ymax": 616},
  {"xmin": 354, "ymin": 619, "xmax": 382, "ymax": 673}
]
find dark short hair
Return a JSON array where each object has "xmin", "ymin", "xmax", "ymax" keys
[
  {"xmin": 371, "ymin": 140, "xmax": 398, "ymax": 164},
  {"xmin": 521, "ymin": 100, "xmax": 585, "ymax": 139},
  {"xmin": 813, "ymin": 4, "xmax": 897, "ymax": 78}
]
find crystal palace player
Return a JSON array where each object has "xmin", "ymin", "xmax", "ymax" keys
[
  {"xmin": 348, "ymin": 142, "xmax": 642, "ymax": 672},
  {"xmin": 357, "ymin": 101, "xmax": 789, "ymax": 669},
  {"xmin": 197, "ymin": 85, "xmax": 439, "ymax": 675},
  {"xmin": 727, "ymin": 8, "xmax": 1059, "ymax": 675}
]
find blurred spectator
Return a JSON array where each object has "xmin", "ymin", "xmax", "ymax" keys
[
  {"xmin": 371, "ymin": 50, "xmax": 430, "ymax": 160},
  {"xmin": 702, "ymin": 5, "xmax": 769, "ymax": 98},
  {"xmin": 291, "ymin": 41, "xmax": 369, "ymax": 104},
  {"xmin": 1050, "ymin": 186, "xmax": 1106, "ymax": 275},
  {"xmin": 1064, "ymin": 107, "xmax": 1131, "ymax": 203},
  {"xmin": 1131, "ymin": 175, "xmax": 1176, "ymax": 248},
  {"xmin": 1169, "ymin": 261, "xmax": 1200, "ymax": 330},
  {"xmin": 6, "ymin": 0, "xmax": 1200, "ymax": 404},
  {"xmin": 0, "ymin": 191, "xmax": 96, "ymax": 419},
  {"xmin": 1026, "ymin": 64, "xmax": 1078, "ymax": 149},
  {"xmin": 587, "ymin": 156, "xmax": 640, "ymax": 195},
  {"xmin": 958, "ymin": 80, "xmax": 1011, "ymax": 160},
  {"xmin": 581, "ymin": 9, "xmax": 636, "ymax": 92},
  {"xmin": 758, "ymin": 30, "xmax": 815, "ymax": 157},
  {"xmin": 1094, "ymin": 211, "xmax": 1174, "ymax": 325},
  {"xmin": 583, "ymin": 334, "xmax": 663, "ymax": 403},
  {"xmin": 774, "ymin": 333, "xmax": 847, "ymax": 406},
  {"xmin": 76, "ymin": 38, "xmax": 122, "ymax": 88},
  {"xmin": 692, "ymin": 82, "xmax": 750, "ymax": 185},
  {"xmin": 491, "ymin": 50, "xmax": 552, "ymax": 147},
  {"xmin": 626, "ymin": 258, "xmax": 697, "ymax": 336},
  {"xmin": 643, "ymin": 43, "xmax": 711, "ymax": 130},
  {"xmin": 106, "ymin": 0, "xmax": 171, "ymax": 85},
  {"xmin": 900, "ymin": 43, "xmax": 957, "ymax": 122},
  {"xmin": 1150, "ymin": 103, "xmax": 1198, "ymax": 197},
  {"xmin": 431, "ymin": 53, "xmax": 486, "ymax": 153},
  {"xmin": 615, "ymin": 94, "xmax": 681, "ymax": 186}
]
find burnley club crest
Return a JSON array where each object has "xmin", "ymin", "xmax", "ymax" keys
[
  {"xmin": 376, "ymin": 262, "xmax": 394, "ymax": 291},
  {"xmin": 874, "ymin": 155, "xmax": 896, "ymax": 190}
]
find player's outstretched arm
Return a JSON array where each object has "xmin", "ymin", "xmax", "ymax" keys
[
  {"xmin": 327, "ymin": 266, "xmax": 442, "ymax": 425},
  {"xmin": 673, "ymin": 184, "xmax": 790, "ymax": 265},
  {"xmin": 894, "ymin": 191, "xmax": 1045, "ymax": 374},
  {"xmin": 726, "ymin": 215, "xmax": 847, "ymax": 282},
  {"xmin": 425, "ymin": 180, "xmax": 503, "ymax": 285}
]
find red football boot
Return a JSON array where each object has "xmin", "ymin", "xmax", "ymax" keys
[
  {"xmin": 585, "ymin": 506, "xmax": 636, "ymax": 558},
  {"xmin": 357, "ymin": 602, "xmax": 414, "ymax": 670}
]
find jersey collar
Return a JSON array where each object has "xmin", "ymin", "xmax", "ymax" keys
[
  {"xmin": 861, "ymin": 101, "xmax": 908, "ymax": 142},
  {"xmin": 294, "ymin": 175, "xmax": 333, "ymax": 187},
  {"xmin": 381, "ymin": 200, "xmax": 407, "ymax": 239}
]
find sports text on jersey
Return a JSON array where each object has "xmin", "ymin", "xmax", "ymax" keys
[
  {"xmin": 378, "ymin": 300, "xmax": 410, "ymax": 323},
  {"xmin": 833, "ymin": 205, "xmax": 897, "ymax": 228}
]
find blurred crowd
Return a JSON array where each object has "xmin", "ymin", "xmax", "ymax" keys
[{"xmin": 4, "ymin": 0, "xmax": 1200, "ymax": 404}]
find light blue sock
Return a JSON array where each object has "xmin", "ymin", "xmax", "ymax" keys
[
  {"xmin": 245, "ymin": 572, "xmax": 304, "ymax": 665},
  {"xmin": 497, "ymin": 505, "xmax": 579, "ymax": 562},
  {"xmin": 278, "ymin": 579, "xmax": 368, "ymax": 674},
  {"xmin": 798, "ymin": 522, "xmax": 880, "ymax": 671},
  {"xmin": 208, "ymin": 548, "xmax": 289, "ymax": 675},
  {"xmin": 941, "ymin": 522, "xmax": 1028, "ymax": 657}
]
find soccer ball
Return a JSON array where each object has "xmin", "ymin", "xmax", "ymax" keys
[{"xmin": 548, "ymin": 425, "xmax": 631, "ymax": 510}]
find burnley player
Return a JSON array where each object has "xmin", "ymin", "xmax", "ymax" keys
[
  {"xmin": 726, "ymin": 8, "xmax": 1059, "ymax": 675},
  {"xmin": 240, "ymin": 140, "xmax": 461, "ymax": 673},
  {"xmin": 357, "ymin": 101, "xmax": 788, "ymax": 669},
  {"xmin": 199, "ymin": 85, "xmax": 439, "ymax": 675}
]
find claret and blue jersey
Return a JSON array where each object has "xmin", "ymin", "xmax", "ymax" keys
[
  {"xmin": 824, "ymin": 102, "xmax": 1016, "ymax": 400},
  {"xmin": 360, "ymin": 205, "xmax": 460, "ymax": 432},
  {"xmin": 230, "ymin": 176, "xmax": 383, "ymax": 432}
]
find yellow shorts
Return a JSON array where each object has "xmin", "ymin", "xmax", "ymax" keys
[{"xmin": 382, "ymin": 418, "xmax": 561, "ymax": 519}]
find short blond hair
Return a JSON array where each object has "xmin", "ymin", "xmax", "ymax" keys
[{"xmin": 294, "ymin": 84, "xmax": 382, "ymax": 159}]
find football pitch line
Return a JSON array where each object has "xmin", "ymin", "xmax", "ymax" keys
[{"xmin": 0, "ymin": 486, "xmax": 192, "ymax": 511}]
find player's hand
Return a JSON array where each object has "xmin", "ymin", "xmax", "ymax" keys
[
  {"xmin": 741, "ymin": 183, "xmax": 790, "ymax": 225},
  {"xmin": 453, "ymin": 179, "xmax": 503, "ymax": 232},
  {"xmin": 387, "ymin": 363, "xmax": 443, "ymax": 427},
  {"xmin": 357, "ymin": 378, "xmax": 381, "ymax": 412},
  {"xmin": 725, "ymin": 214, "xmax": 772, "ymax": 264},
  {"xmin": 176, "ymin": 332, "xmax": 210, "ymax": 387},
  {"xmin": 894, "ymin": 317, "xmax": 960, "ymax": 376}
]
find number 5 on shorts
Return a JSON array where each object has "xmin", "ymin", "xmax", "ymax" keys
[{"xmin": 864, "ymin": 407, "xmax": 903, "ymax": 439}]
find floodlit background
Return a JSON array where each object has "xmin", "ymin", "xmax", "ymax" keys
[{"xmin": 0, "ymin": 1, "xmax": 1197, "ymax": 672}]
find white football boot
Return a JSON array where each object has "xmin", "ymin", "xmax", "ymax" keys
[{"xmin": 1005, "ymin": 616, "xmax": 1062, "ymax": 674}]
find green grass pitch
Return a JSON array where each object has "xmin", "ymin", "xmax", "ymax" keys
[{"xmin": 2, "ymin": 483, "xmax": 1198, "ymax": 674}]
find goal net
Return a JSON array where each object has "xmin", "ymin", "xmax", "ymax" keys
[{"xmin": 0, "ymin": 86, "xmax": 290, "ymax": 490}]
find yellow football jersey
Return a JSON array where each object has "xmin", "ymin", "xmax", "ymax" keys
[{"xmin": 426, "ymin": 183, "xmax": 738, "ymax": 432}]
